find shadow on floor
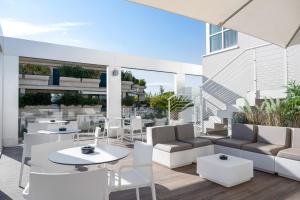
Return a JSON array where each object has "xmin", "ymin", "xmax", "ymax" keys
[
  {"xmin": 2, "ymin": 146, "xmax": 23, "ymax": 163},
  {"xmin": 0, "ymin": 190, "xmax": 13, "ymax": 200}
]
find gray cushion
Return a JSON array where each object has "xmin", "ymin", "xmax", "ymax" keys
[
  {"xmin": 216, "ymin": 138, "xmax": 252, "ymax": 149},
  {"xmin": 277, "ymin": 148, "xmax": 300, "ymax": 161},
  {"xmin": 291, "ymin": 128, "xmax": 300, "ymax": 148},
  {"xmin": 154, "ymin": 141, "xmax": 193, "ymax": 153},
  {"xmin": 257, "ymin": 125, "xmax": 291, "ymax": 146},
  {"xmin": 179, "ymin": 138, "xmax": 212, "ymax": 148},
  {"xmin": 242, "ymin": 142, "xmax": 286, "ymax": 156},
  {"xmin": 198, "ymin": 135, "xmax": 229, "ymax": 144},
  {"xmin": 149, "ymin": 126, "xmax": 176, "ymax": 146},
  {"xmin": 232, "ymin": 124, "xmax": 257, "ymax": 142},
  {"xmin": 175, "ymin": 123, "xmax": 194, "ymax": 140}
]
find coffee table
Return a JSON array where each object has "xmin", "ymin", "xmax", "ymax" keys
[{"xmin": 197, "ymin": 153, "xmax": 253, "ymax": 187}]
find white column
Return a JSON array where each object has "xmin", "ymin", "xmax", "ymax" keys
[
  {"xmin": 106, "ymin": 66, "xmax": 121, "ymax": 137},
  {"xmin": 0, "ymin": 47, "xmax": 3, "ymax": 150},
  {"xmin": 2, "ymin": 55, "xmax": 19, "ymax": 146},
  {"xmin": 174, "ymin": 73, "xmax": 186, "ymax": 95}
]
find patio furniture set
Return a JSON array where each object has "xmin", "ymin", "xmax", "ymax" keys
[{"xmin": 146, "ymin": 123, "xmax": 300, "ymax": 185}]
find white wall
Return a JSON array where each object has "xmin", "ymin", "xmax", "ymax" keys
[
  {"xmin": 174, "ymin": 73, "xmax": 185, "ymax": 95},
  {"xmin": 106, "ymin": 66, "xmax": 121, "ymax": 137},
  {"xmin": 0, "ymin": 25, "xmax": 4, "ymax": 150},
  {"xmin": 2, "ymin": 55, "xmax": 19, "ymax": 146}
]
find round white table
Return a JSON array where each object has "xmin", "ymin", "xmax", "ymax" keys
[
  {"xmin": 48, "ymin": 144, "xmax": 129, "ymax": 169},
  {"xmin": 38, "ymin": 120, "xmax": 68, "ymax": 124},
  {"xmin": 38, "ymin": 128, "xmax": 81, "ymax": 141}
]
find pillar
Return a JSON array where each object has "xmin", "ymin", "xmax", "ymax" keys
[
  {"xmin": 106, "ymin": 66, "xmax": 121, "ymax": 137},
  {"xmin": 174, "ymin": 73, "xmax": 186, "ymax": 95}
]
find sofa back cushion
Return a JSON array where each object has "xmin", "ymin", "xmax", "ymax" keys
[
  {"xmin": 232, "ymin": 124, "xmax": 257, "ymax": 142},
  {"xmin": 175, "ymin": 123, "xmax": 194, "ymax": 140},
  {"xmin": 257, "ymin": 125, "xmax": 291, "ymax": 146},
  {"xmin": 292, "ymin": 128, "xmax": 300, "ymax": 148},
  {"xmin": 147, "ymin": 125, "xmax": 176, "ymax": 146}
]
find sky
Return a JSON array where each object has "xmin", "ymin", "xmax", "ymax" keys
[{"xmin": 0, "ymin": 0, "xmax": 205, "ymax": 93}]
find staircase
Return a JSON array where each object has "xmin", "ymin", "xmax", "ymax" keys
[{"xmin": 168, "ymin": 43, "xmax": 288, "ymax": 136}]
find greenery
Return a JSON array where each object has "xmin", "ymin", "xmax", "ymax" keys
[
  {"xmin": 59, "ymin": 65, "xmax": 101, "ymax": 79},
  {"xmin": 19, "ymin": 93, "xmax": 52, "ymax": 107},
  {"xmin": 19, "ymin": 64, "xmax": 51, "ymax": 76},
  {"xmin": 122, "ymin": 96, "xmax": 135, "ymax": 106},
  {"xmin": 58, "ymin": 93, "xmax": 101, "ymax": 106},
  {"xmin": 238, "ymin": 81, "xmax": 300, "ymax": 127},
  {"xmin": 121, "ymin": 70, "xmax": 147, "ymax": 86}
]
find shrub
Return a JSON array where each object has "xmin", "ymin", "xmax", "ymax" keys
[
  {"xmin": 19, "ymin": 64, "xmax": 51, "ymax": 76},
  {"xmin": 58, "ymin": 93, "xmax": 101, "ymax": 106},
  {"xmin": 19, "ymin": 93, "xmax": 52, "ymax": 107},
  {"xmin": 138, "ymin": 79, "xmax": 146, "ymax": 87},
  {"xmin": 59, "ymin": 65, "xmax": 101, "ymax": 79},
  {"xmin": 122, "ymin": 96, "xmax": 135, "ymax": 106}
]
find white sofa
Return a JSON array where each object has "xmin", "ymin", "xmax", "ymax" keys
[{"xmin": 147, "ymin": 124, "xmax": 214, "ymax": 169}]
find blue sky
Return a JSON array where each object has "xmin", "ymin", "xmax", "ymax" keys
[{"xmin": 0, "ymin": 0, "xmax": 205, "ymax": 93}]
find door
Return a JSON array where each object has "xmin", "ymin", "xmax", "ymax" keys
[{"xmin": 52, "ymin": 68, "xmax": 60, "ymax": 85}]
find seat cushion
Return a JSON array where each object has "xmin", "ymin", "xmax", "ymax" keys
[
  {"xmin": 179, "ymin": 138, "xmax": 212, "ymax": 148},
  {"xmin": 232, "ymin": 123, "xmax": 257, "ymax": 142},
  {"xmin": 242, "ymin": 142, "xmax": 286, "ymax": 155},
  {"xmin": 216, "ymin": 138, "xmax": 252, "ymax": 149},
  {"xmin": 257, "ymin": 125, "xmax": 291, "ymax": 146},
  {"xmin": 175, "ymin": 123, "xmax": 194, "ymax": 140},
  {"xmin": 198, "ymin": 135, "xmax": 229, "ymax": 144},
  {"xmin": 277, "ymin": 148, "xmax": 300, "ymax": 161},
  {"xmin": 154, "ymin": 141, "xmax": 192, "ymax": 153}
]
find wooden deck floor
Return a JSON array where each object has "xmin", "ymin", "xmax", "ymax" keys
[{"xmin": 1, "ymin": 140, "xmax": 300, "ymax": 200}]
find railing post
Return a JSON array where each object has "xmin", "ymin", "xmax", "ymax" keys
[
  {"xmin": 253, "ymin": 49, "xmax": 257, "ymax": 96},
  {"xmin": 168, "ymin": 98, "xmax": 171, "ymax": 125},
  {"xmin": 200, "ymin": 86, "xmax": 204, "ymax": 134}
]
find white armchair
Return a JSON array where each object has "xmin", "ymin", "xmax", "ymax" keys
[
  {"xmin": 19, "ymin": 133, "xmax": 58, "ymax": 187},
  {"xmin": 124, "ymin": 116, "xmax": 144, "ymax": 142},
  {"xmin": 110, "ymin": 141, "xmax": 156, "ymax": 200},
  {"xmin": 23, "ymin": 169, "xmax": 109, "ymax": 200}
]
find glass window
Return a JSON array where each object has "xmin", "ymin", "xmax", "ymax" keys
[
  {"xmin": 224, "ymin": 30, "xmax": 237, "ymax": 48},
  {"xmin": 208, "ymin": 24, "xmax": 237, "ymax": 53},
  {"xmin": 210, "ymin": 33, "xmax": 222, "ymax": 52},
  {"xmin": 209, "ymin": 24, "xmax": 222, "ymax": 34}
]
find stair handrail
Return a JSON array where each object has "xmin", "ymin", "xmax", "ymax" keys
[{"xmin": 201, "ymin": 43, "xmax": 272, "ymax": 89}]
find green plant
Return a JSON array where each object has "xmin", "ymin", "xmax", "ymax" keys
[
  {"xmin": 122, "ymin": 96, "xmax": 135, "ymax": 106},
  {"xmin": 121, "ymin": 71, "xmax": 133, "ymax": 81},
  {"xmin": 19, "ymin": 93, "xmax": 52, "ymax": 107},
  {"xmin": 59, "ymin": 65, "xmax": 101, "ymax": 79},
  {"xmin": 138, "ymin": 79, "xmax": 146, "ymax": 87},
  {"xmin": 19, "ymin": 64, "xmax": 51, "ymax": 76}
]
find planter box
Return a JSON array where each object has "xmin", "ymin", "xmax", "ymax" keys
[
  {"xmin": 59, "ymin": 77, "xmax": 100, "ymax": 88},
  {"xmin": 19, "ymin": 74, "xmax": 50, "ymax": 86}
]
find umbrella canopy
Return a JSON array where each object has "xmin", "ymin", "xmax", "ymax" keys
[{"xmin": 130, "ymin": 0, "xmax": 300, "ymax": 48}]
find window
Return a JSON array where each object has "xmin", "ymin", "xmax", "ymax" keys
[{"xmin": 208, "ymin": 24, "xmax": 237, "ymax": 53}]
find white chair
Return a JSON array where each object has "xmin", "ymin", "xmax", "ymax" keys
[
  {"xmin": 105, "ymin": 118, "xmax": 121, "ymax": 142},
  {"xmin": 110, "ymin": 141, "xmax": 156, "ymax": 200},
  {"xmin": 94, "ymin": 126, "xmax": 106, "ymax": 145},
  {"xmin": 19, "ymin": 133, "xmax": 58, "ymax": 187},
  {"xmin": 124, "ymin": 116, "xmax": 144, "ymax": 142},
  {"xmin": 23, "ymin": 169, "xmax": 109, "ymax": 200}
]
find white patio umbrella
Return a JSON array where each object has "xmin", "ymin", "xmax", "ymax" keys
[{"xmin": 130, "ymin": 0, "xmax": 300, "ymax": 48}]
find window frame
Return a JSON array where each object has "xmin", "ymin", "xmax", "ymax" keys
[{"xmin": 206, "ymin": 24, "xmax": 238, "ymax": 54}]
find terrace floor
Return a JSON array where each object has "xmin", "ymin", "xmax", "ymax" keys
[{"xmin": 1, "ymin": 139, "xmax": 300, "ymax": 200}]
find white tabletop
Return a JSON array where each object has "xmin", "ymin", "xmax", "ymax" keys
[
  {"xmin": 48, "ymin": 144, "xmax": 129, "ymax": 166},
  {"xmin": 197, "ymin": 153, "xmax": 253, "ymax": 168},
  {"xmin": 38, "ymin": 120, "xmax": 68, "ymax": 124},
  {"xmin": 38, "ymin": 128, "xmax": 81, "ymax": 134}
]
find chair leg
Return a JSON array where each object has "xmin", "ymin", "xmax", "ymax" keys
[
  {"xmin": 136, "ymin": 188, "xmax": 140, "ymax": 200},
  {"xmin": 19, "ymin": 155, "xmax": 25, "ymax": 187},
  {"xmin": 151, "ymin": 183, "xmax": 157, "ymax": 200}
]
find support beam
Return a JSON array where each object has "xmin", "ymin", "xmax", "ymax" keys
[
  {"xmin": 106, "ymin": 66, "xmax": 122, "ymax": 137},
  {"xmin": 2, "ymin": 55, "xmax": 19, "ymax": 146}
]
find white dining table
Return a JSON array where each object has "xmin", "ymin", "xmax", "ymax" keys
[
  {"xmin": 38, "ymin": 120, "xmax": 68, "ymax": 124},
  {"xmin": 38, "ymin": 128, "xmax": 81, "ymax": 141},
  {"xmin": 48, "ymin": 143, "xmax": 129, "ymax": 169}
]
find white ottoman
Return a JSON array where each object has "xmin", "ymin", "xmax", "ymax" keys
[{"xmin": 197, "ymin": 153, "xmax": 253, "ymax": 187}]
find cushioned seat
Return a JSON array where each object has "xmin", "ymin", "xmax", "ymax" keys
[
  {"xmin": 154, "ymin": 141, "xmax": 192, "ymax": 153},
  {"xmin": 277, "ymin": 148, "xmax": 300, "ymax": 161},
  {"xmin": 216, "ymin": 138, "xmax": 252, "ymax": 149},
  {"xmin": 198, "ymin": 135, "xmax": 229, "ymax": 144},
  {"xmin": 242, "ymin": 143, "xmax": 286, "ymax": 155},
  {"xmin": 180, "ymin": 138, "xmax": 212, "ymax": 148}
]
